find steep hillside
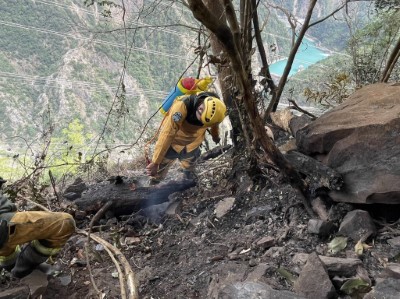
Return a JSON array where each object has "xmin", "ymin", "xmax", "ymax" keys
[
  {"xmin": 0, "ymin": 0, "xmax": 370, "ymax": 167},
  {"xmin": 0, "ymin": 0, "xmax": 197, "ymax": 147}
]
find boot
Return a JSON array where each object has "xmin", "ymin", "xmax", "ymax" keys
[
  {"xmin": 11, "ymin": 243, "xmax": 49, "ymax": 278},
  {"xmin": 0, "ymin": 246, "xmax": 20, "ymax": 273}
]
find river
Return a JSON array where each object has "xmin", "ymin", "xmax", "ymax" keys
[{"xmin": 269, "ymin": 38, "xmax": 330, "ymax": 77}]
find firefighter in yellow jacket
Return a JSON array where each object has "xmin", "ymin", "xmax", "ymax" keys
[
  {"xmin": 0, "ymin": 177, "xmax": 76, "ymax": 278},
  {"xmin": 146, "ymin": 91, "xmax": 227, "ymax": 180}
]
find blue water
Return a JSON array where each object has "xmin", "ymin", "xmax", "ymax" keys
[{"xmin": 269, "ymin": 38, "xmax": 330, "ymax": 77}]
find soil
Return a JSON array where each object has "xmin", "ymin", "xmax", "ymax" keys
[{"xmin": 1, "ymin": 135, "xmax": 400, "ymax": 299}]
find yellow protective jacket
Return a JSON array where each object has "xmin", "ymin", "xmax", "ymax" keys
[{"xmin": 152, "ymin": 98, "xmax": 219, "ymax": 164}]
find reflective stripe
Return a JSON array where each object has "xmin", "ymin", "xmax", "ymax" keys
[
  {"xmin": 32, "ymin": 240, "xmax": 61, "ymax": 256},
  {"xmin": 0, "ymin": 245, "xmax": 20, "ymax": 264}
]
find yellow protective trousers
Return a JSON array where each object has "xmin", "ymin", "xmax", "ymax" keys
[{"xmin": 0, "ymin": 211, "xmax": 75, "ymax": 258}]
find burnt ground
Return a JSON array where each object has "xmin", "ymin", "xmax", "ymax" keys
[{"xmin": 1, "ymin": 137, "xmax": 400, "ymax": 299}]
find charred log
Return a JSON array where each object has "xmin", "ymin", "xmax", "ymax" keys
[
  {"xmin": 284, "ymin": 151, "xmax": 343, "ymax": 197},
  {"xmin": 74, "ymin": 179, "xmax": 196, "ymax": 216}
]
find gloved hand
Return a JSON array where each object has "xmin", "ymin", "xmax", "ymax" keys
[
  {"xmin": 146, "ymin": 163, "xmax": 159, "ymax": 177},
  {"xmin": 212, "ymin": 136, "xmax": 221, "ymax": 144}
]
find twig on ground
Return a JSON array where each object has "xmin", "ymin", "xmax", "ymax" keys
[
  {"xmin": 78, "ymin": 229, "xmax": 138, "ymax": 299},
  {"xmin": 102, "ymin": 242, "xmax": 127, "ymax": 299},
  {"xmin": 24, "ymin": 197, "xmax": 51, "ymax": 212},
  {"xmin": 84, "ymin": 201, "xmax": 113, "ymax": 297}
]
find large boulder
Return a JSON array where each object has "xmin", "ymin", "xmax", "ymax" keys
[{"xmin": 295, "ymin": 83, "xmax": 400, "ymax": 204}]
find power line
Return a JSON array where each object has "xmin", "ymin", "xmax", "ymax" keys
[
  {"xmin": 35, "ymin": 0, "xmax": 191, "ymax": 37},
  {"xmin": 0, "ymin": 71, "xmax": 170, "ymax": 97},
  {"xmin": 0, "ymin": 20, "xmax": 194, "ymax": 60},
  {"xmin": 9, "ymin": 1, "xmax": 345, "ymax": 58}
]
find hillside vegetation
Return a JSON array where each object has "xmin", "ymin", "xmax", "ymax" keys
[{"xmin": 0, "ymin": 0, "xmax": 386, "ymax": 181}]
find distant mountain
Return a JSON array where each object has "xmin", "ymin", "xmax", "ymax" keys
[
  {"xmin": 0, "ymin": 0, "xmax": 196, "ymax": 147},
  {"xmin": 0, "ymin": 0, "xmax": 367, "ymax": 151}
]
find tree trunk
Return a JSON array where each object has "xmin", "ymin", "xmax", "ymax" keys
[
  {"xmin": 204, "ymin": 0, "xmax": 245, "ymax": 149},
  {"xmin": 381, "ymin": 35, "xmax": 400, "ymax": 82},
  {"xmin": 266, "ymin": 0, "xmax": 318, "ymax": 116},
  {"xmin": 188, "ymin": 0, "xmax": 308, "ymax": 195},
  {"xmin": 251, "ymin": 0, "xmax": 277, "ymax": 94}
]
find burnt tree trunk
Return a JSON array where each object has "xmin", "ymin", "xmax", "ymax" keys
[
  {"xmin": 74, "ymin": 179, "xmax": 196, "ymax": 216},
  {"xmin": 188, "ymin": 0, "xmax": 309, "ymax": 195},
  {"xmin": 284, "ymin": 151, "xmax": 343, "ymax": 195},
  {"xmin": 204, "ymin": 0, "xmax": 245, "ymax": 149}
]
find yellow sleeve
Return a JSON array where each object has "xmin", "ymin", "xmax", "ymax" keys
[{"xmin": 152, "ymin": 101, "xmax": 187, "ymax": 164}]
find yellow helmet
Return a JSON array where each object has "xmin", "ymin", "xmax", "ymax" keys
[{"xmin": 200, "ymin": 96, "xmax": 227, "ymax": 126}]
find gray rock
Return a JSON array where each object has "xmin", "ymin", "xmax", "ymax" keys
[
  {"xmin": 307, "ymin": 219, "xmax": 335, "ymax": 237},
  {"xmin": 338, "ymin": 210, "xmax": 376, "ymax": 241},
  {"xmin": 215, "ymin": 197, "xmax": 236, "ymax": 218},
  {"xmin": 296, "ymin": 83, "xmax": 400, "ymax": 204},
  {"xmin": 254, "ymin": 236, "xmax": 275, "ymax": 249},
  {"xmin": 388, "ymin": 236, "xmax": 400, "ymax": 248},
  {"xmin": 364, "ymin": 278, "xmax": 400, "ymax": 299},
  {"xmin": 218, "ymin": 281, "xmax": 305, "ymax": 299},
  {"xmin": 293, "ymin": 252, "xmax": 337, "ymax": 299},
  {"xmin": 383, "ymin": 263, "xmax": 400, "ymax": 279},
  {"xmin": 0, "ymin": 286, "xmax": 30, "ymax": 299},
  {"xmin": 292, "ymin": 253, "xmax": 362, "ymax": 277},
  {"xmin": 20, "ymin": 269, "xmax": 48, "ymax": 298}
]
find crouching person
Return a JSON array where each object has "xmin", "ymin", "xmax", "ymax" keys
[{"xmin": 0, "ymin": 177, "xmax": 76, "ymax": 278}]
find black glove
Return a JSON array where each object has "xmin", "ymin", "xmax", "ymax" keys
[{"xmin": 0, "ymin": 219, "xmax": 9, "ymax": 250}]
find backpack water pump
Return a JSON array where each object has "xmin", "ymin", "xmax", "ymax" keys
[{"xmin": 159, "ymin": 77, "xmax": 212, "ymax": 114}]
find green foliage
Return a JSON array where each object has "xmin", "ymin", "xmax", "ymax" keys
[
  {"xmin": 348, "ymin": 10, "xmax": 400, "ymax": 85},
  {"xmin": 0, "ymin": 54, "xmax": 15, "ymax": 72},
  {"xmin": 0, "ymin": 150, "xmax": 25, "ymax": 181},
  {"xmin": 340, "ymin": 278, "xmax": 371, "ymax": 296},
  {"xmin": 375, "ymin": 0, "xmax": 400, "ymax": 11},
  {"xmin": 303, "ymin": 73, "xmax": 351, "ymax": 108},
  {"xmin": 280, "ymin": 53, "xmax": 354, "ymax": 108},
  {"xmin": 47, "ymin": 119, "xmax": 94, "ymax": 178}
]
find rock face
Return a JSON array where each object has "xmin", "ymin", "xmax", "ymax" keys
[{"xmin": 295, "ymin": 83, "xmax": 400, "ymax": 204}]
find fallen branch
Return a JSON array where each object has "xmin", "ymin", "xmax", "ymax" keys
[
  {"xmin": 289, "ymin": 100, "xmax": 317, "ymax": 119},
  {"xmin": 78, "ymin": 229, "xmax": 138, "ymax": 299},
  {"xmin": 103, "ymin": 241, "xmax": 127, "ymax": 299},
  {"xmin": 85, "ymin": 201, "xmax": 113, "ymax": 297},
  {"xmin": 24, "ymin": 197, "xmax": 50, "ymax": 212}
]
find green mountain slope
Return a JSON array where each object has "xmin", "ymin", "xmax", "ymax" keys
[
  {"xmin": 0, "ymin": 0, "xmax": 197, "ymax": 147},
  {"xmin": 0, "ymin": 0, "xmax": 370, "ymax": 154}
]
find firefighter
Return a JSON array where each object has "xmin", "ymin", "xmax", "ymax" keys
[
  {"xmin": 146, "ymin": 91, "xmax": 227, "ymax": 180},
  {"xmin": 0, "ymin": 177, "xmax": 76, "ymax": 278}
]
